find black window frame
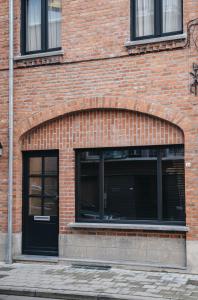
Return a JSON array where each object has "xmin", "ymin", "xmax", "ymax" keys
[
  {"xmin": 75, "ymin": 145, "xmax": 186, "ymax": 226},
  {"xmin": 130, "ymin": 0, "xmax": 183, "ymax": 41},
  {"xmin": 21, "ymin": 0, "xmax": 62, "ymax": 55}
]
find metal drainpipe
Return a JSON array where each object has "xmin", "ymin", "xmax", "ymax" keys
[{"xmin": 6, "ymin": 0, "xmax": 14, "ymax": 264}]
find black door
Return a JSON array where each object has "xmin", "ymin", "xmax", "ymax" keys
[{"xmin": 23, "ymin": 151, "xmax": 59, "ymax": 256}]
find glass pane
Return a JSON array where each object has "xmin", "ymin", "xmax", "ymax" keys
[
  {"xmin": 44, "ymin": 177, "xmax": 57, "ymax": 196},
  {"xmin": 26, "ymin": 0, "xmax": 42, "ymax": 52},
  {"xmin": 79, "ymin": 158, "xmax": 100, "ymax": 220},
  {"xmin": 104, "ymin": 148, "xmax": 158, "ymax": 160},
  {"xmin": 104, "ymin": 160, "xmax": 157, "ymax": 221},
  {"xmin": 161, "ymin": 145, "xmax": 184, "ymax": 158},
  {"xmin": 163, "ymin": 0, "xmax": 182, "ymax": 33},
  {"xmin": 80, "ymin": 150, "xmax": 100, "ymax": 162},
  {"xmin": 44, "ymin": 157, "xmax": 57, "ymax": 175},
  {"xmin": 29, "ymin": 197, "xmax": 42, "ymax": 215},
  {"xmin": 162, "ymin": 160, "xmax": 185, "ymax": 221},
  {"xmin": 48, "ymin": 0, "xmax": 61, "ymax": 49},
  {"xmin": 136, "ymin": 0, "xmax": 154, "ymax": 37},
  {"xmin": 44, "ymin": 198, "xmax": 57, "ymax": 216},
  {"xmin": 29, "ymin": 177, "xmax": 42, "ymax": 195},
  {"xmin": 29, "ymin": 157, "xmax": 42, "ymax": 175}
]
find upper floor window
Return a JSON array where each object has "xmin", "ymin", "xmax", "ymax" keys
[
  {"xmin": 131, "ymin": 0, "xmax": 183, "ymax": 41},
  {"xmin": 21, "ymin": 0, "xmax": 61, "ymax": 54}
]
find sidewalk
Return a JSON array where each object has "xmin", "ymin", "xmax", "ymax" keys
[{"xmin": 0, "ymin": 262, "xmax": 197, "ymax": 300}]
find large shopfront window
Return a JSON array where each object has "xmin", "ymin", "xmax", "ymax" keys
[{"xmin": 76, "ymin": 145, "xmax": 185, "ymax": 225}]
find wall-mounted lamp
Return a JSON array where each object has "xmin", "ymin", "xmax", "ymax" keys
[{"xmin": 0, "ymin": 143, "xmax": 3, "ymax": 157}]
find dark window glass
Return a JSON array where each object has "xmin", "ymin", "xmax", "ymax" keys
[
  {"xmin": 29, "ymin": 177, "xmax": 42, "ymax": 195},
  {"xmin": 131, "ymin": 0, "xmax": 183, "ymax": 40},
  {"xmin": 22, "ymin": 0, "xmax": 61, "ymax": 54},
  {"xmin": 29, "ymin": 157, "xmax": 42, "ymax": 175},
  {"xmin": 44, "ymin": 197, "xmax": 57, "ymax": 216},
  {"xmin": 104, "ymin": 161, "xmax": 157, "ymax": 221},
  {"xmin": 76, "ymin": 145, "xmax": 185, "ymax": 225},
  {"xmin": 162, "ymin": 160, "xmax": 185, "ymax": 221},
  {"xmin": 78, "ymin": 151, "xmax": 100, "ymax": 220},
  {"xmin": 44, "ymin": 177, "xmax": 57, "ymax": 196},
  {"xmin": 44, "ymin": 157, "xmax": 58, "ymax": 175},
  {"xmin": 29, "ymin": 197, "xmax": 42, "ymax": 216}
]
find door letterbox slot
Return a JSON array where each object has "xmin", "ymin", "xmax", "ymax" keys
[{"xmin": 34, "ymin": 216, "xmax": 50, "ymax": 221}]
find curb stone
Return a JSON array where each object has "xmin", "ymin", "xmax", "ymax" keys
[{"xmin": 0, "ymin": 288, "xmax": 171, "ymax": 300}]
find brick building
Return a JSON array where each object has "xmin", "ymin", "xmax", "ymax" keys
[{"xmin": 0, "ymin": 0, "xmax": 198, "ymax": 273}]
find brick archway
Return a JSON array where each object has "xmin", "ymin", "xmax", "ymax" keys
[
  {"xmin": 13, "ymin": 97, "xmax": 196, "ymax": 251},
  {"xmin": 15, "ymin": 97, "xmax": 192, "ymax": 140}
]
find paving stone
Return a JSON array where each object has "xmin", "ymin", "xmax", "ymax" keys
[{"xmin": 0, "ymin": 262, "xmax": 197, "ymax": 299}]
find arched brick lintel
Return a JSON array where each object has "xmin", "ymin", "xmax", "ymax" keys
[{"xmin": 16, "ymin": 97, "xmax": 190, "ymax": 139}]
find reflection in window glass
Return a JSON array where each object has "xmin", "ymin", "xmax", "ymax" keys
[
  {"xmin": 29, "ymin": 177, "xmax": 42, "ymax": 195},
  {"xmin": 80, "ymin": 151, "xmax": 100, "ymax": 161},
  {"xmin": 29, "ymin": 197, "xmax": 42, "ymax": 215},
  {"xmin": 48, "ymin": 0, "xmax": 61, "ymax": 49},
  {"xmin": 29, "ymin": 157, "xmax": 42, "ymax": 175},
  {"xmin": 44, "ymin": 177, "xmax": 57, "ymax": 196},
  {"xmin": 162, "ymin": 160, "xmax": 185, "ymax": 221},
  {"xmin": 44, "ymin": 198, "xmax": 57, "ymax": 216},
  {"xmin": 44, "ymin": 157, "xmax": 57, "ymax": 175}
]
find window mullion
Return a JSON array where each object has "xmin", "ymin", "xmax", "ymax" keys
[
  {"xmin": 157, "ymin": 151, "xmax": 163, "ymax": 222},
  {"xmin": 45, "ymin": 0, "xmax": 49, "ymax": 51},
  {"xmin": 21, "ymin": 0, "xmax": 26, "ymax": 55},
  {"xmin": 41, "ymin": 157, "xmax": 45, "ymax": 216},
  {"xmin": 99, "ymin": 152, "xmax": 104, "ymax": 220},
  {"xmin": 130, "ymin": 0, "xmax": 136, "ymax": 41},
  {"xmin": 41, "ymin": 0, "xmax": 47, "ymax": 51},
  {"xmin": 76, "ymin": 152, "xmax": 81, "ymax": 222},
  {"xmin": 155, "ymin": 0, "xmax": 162, "ymax": 37}
]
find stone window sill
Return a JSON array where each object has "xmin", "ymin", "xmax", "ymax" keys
[
  {"xmin": 125, "ymin": 33, "xmax": 186, "ymax": 47},
  {"xmin": 14, "ymin": 50, "xmax": 64, "ymax": 61},
  {"xmin": 125, "ymin": 33, "xmax": 186, "ymax": 55},
  {"xmin": 69, "ymin": 223, "xmax": 189, "ymax": 232}
]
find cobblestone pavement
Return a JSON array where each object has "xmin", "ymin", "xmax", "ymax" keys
[{"xmin": 0, "ymin": 263, "xmax": 197, "ymax": 299}]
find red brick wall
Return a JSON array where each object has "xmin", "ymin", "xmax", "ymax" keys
[
  {"xmin": 21, "ymin": 109, "xmax": 184, "ymax": 234},
  {"xmin": 0, "ymin": 0, "xmax": 198, "ymax": 243}
]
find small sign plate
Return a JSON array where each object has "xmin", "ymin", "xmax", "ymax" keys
[{"xmin": 34, "ymin": 216, "xmax": 50, "ymax": 221}]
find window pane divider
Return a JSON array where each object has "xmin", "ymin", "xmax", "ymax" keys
[
  {"xmin": 41, "ymin": 157, "xmax": 45, "ymax": 216},
  {"xmin": 99, "ymin": 152, "xmax": 104, "ymax": 220},
  {"xmin": 157, "ymin": 152, "xmax": 163, "ymax": 221}
]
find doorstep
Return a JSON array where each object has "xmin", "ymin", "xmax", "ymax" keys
[{"xmin": 14, "ymin": 255, "xmax": 59, "ymax": 264}]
